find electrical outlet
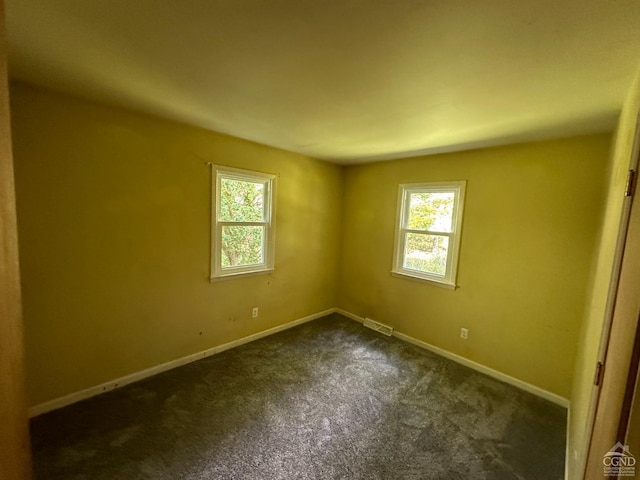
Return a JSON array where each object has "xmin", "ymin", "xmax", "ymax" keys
[
  {"xmin": 460, "ymin": 328, "xmax": 468, "ymax": 340},
  {"xmin": 252, "ymin": 307, "xmax": 259, "ymax": 318}
]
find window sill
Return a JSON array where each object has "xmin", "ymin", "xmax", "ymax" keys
[
  {"xmin": 391, "ymin": 271, "xmax": 457, "ymax": 290},
  {"xmin": 210, "ymin": 268, "xmax": 275, "ymax": 282}
]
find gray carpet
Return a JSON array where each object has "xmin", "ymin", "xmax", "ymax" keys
[{"xmin": 30, "ymin": 313, "xmax": 566, "ymax": 479}]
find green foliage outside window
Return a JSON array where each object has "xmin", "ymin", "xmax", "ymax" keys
[
  {"xmin": 404, "ymin": 192, "xmax": 454, "ymax": 276},
  {"xmin": 220, "ymin": 178, "xmax": 266, "ymax": 268}
]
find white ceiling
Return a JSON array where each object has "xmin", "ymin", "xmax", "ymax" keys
[{"xmin": 5, "ymin": 0, "xmax": 640, "ymax": 164}]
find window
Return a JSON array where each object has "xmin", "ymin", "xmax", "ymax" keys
[
  {"xmin": 211, "ymin": 165, "xmax": 276, "ymax": 280},
  {"xmin": 392, "ymin": 181, "xmax": 466, "ymax": 288}
]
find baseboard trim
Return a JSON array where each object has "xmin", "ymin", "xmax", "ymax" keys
[
  {"xmin": 335, "ymin": 308, "xmax": 364, "ymax": 323},
  {"xmin": 28, "ymin": 308, "xmax": 336, "ymax": 418},
  {"xmin": 337, "ymin": 309, "xmax": 570, "ymax": 408},
  {"xmin": 29, "ymin": 307, "xmax": 569, "ymax": 417}
]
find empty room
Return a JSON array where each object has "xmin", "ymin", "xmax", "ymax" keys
[{"xmin": 2, "ymin": 1, "xmax": 640, "ymax": 479}]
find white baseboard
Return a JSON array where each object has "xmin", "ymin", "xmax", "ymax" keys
[
  {"xmin": 29, "ymin": 307, "xmax": 569, "ymax": 417},
  {"xmin": 337, "ymin": 309, "xmax": 570, "ymax": 408},
  {"xmin": 28, "ymin": 308, "xmax": 336, "ymax": 418},
  {"xmin": 335, "ymin": 308, "xmax": 364, "ymax": 323}
]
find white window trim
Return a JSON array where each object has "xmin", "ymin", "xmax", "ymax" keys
[
  {"xmin": 392, "ymin": 181, "xmax": 466, "ymax": 288},
  {"xmin": 210, "ymin": 165, "xmax": 277, "ymax": 281}
]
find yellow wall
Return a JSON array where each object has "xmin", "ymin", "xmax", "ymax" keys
[
  {"xmin": 338, "ymin": 135, "xmax": 611, "ymax": 398},
  {"xmin": 10, "ymin": 80, "xmax": 616, "ymax": 418},
  {"xmin": 567, "ymin": 67, "xmax": 640, "ymax": 479},
  {"xmin": 10, "ymin": 82, "xmax": 343, "ymax": 407}
]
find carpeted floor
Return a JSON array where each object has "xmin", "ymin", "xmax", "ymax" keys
[{"xmin": 30, "ymin": 313, "xmax": 566, "ymax": 479}]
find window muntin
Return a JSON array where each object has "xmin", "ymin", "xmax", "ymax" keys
[
  {"xmin": 211, "ymin": 166, "xmax": 276, "ymax": 280},
  {"xmin": 393, "ymin": 182, "xmax": 465, "ymax": 287}
]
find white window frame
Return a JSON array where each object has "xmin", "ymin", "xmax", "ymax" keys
[
  {"xmin": 210, "ymin": 165, "xmax": 276, "ymax": 281},
  {"xmin": 392, "ymin": 181, "xmax": 466, "ymax": 289}
]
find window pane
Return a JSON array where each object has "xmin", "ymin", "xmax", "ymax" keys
[
  {"xmin": 221, "ymin": 226, "xmax": 264, "ymax": 268},
  {"xmin": 219, "ymin": 178, "xmax": 265, "ymax": 222},
  {"xmin": 408, "ymin": 192, "xmax": 455, "ymax": 232},
  {"xmin": 403, "ymin": 233, "xmax": 449, "ymax": 276}
]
